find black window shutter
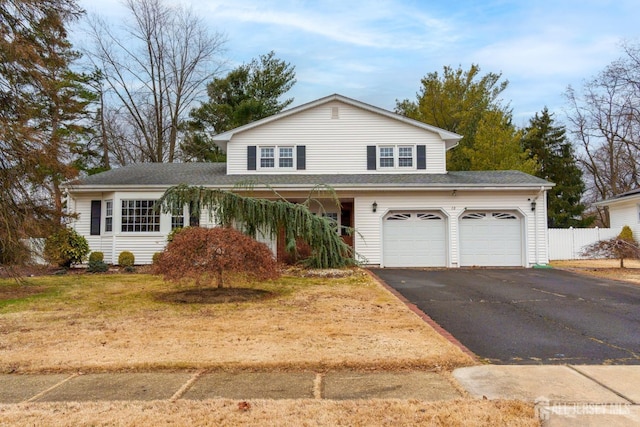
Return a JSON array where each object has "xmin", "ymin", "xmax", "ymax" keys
[
  {"xmin": 296, "ymin": 146, "xmax": 306, "ymax": 170},
  {"xmin": 90, "ymin": 200, "xmax": 101, "ymax": 236},
  {"xmin": 247, "ymin": 146, "xmax": 257, "ymax": 170},
  {"xmin": 367, "ymin": 146, "xmax": 376, "ymax": 170},
  {"xmin": 417, "ymin": 145, "xmax": 426, "ymax": 170}
]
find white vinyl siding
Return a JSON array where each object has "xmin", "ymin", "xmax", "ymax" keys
[
  {"xmin": 226, "ymin": 100, "xmax": 447, "ymax": 174},
  {"xmin": 607, "ymin": 198, "xmax": 640, "ymax": 242}
]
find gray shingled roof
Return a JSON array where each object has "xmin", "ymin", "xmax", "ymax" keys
[
  {"xmin": 66, "ymin": 162, "xmax": 553, "ymax": 190},
  {"xmin": 597, "ymin": 187, "xmax": 640, "ymax": 205}
]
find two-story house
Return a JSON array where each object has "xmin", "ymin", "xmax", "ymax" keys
[{"xmin": 64, "ymin": 94, "xmax": 553, "ymax": 267}]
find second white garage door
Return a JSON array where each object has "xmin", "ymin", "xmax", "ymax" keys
[
  {"xmin": 459, "ymin": 211, "xmax": 523, "ymax": 267},
  {"xmin": 383, "ymin": 212, "xmax": 447, "ymax": 267}
]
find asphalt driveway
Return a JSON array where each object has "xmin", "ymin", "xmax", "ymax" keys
[{"xmin": 370, "ymin": 268, "xmax": 640, "ymax": 365}]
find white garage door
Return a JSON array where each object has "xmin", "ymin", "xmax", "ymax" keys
[
  {"xmin": 383, "ymin": 212, "xmax": 447, "ymax": 267},
  {"xmin": 459, "ymin": 212, "xmax": 522, "ymax": 267}
]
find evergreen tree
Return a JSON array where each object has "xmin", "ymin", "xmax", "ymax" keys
[
  {"xmin": 463, "ymin": 110, "xmax": 537, "ymax": 174},
  {"xmin": 0, "ymin": 0, "xmax": 93, "ymax": 265},
  {"xmin": 182, "ymin": 51, "xmax": 296, "ymax": 162},
  {"xmin": 396, "ymin": 64, "xmax": 535, "ymax": 173},
  {"xmin": 522, "ymin": 108, "xmax": 590, "ymax": 227}
]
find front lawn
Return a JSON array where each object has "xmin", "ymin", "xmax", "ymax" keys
[
  {"xmin": 0, "ymin": 270, "xmax": 473, "ymax": 373},
  {"xmin": 550, "ymin": 259, "xmax": 640, "ymax": 285},
  {"xmin": 0, "ymin": 269, "xmax": 542, "ymax": 426}
]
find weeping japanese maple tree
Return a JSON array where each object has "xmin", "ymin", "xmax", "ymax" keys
[{"xmin": 158, "ymin": 184, "xmax": 356, "ymax": 269}]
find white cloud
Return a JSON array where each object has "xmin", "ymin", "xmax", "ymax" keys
[{"xmin": 201, "ymin": 0, "xmax": 455, "ymax": 50}]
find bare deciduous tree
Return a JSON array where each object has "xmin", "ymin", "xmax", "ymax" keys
[
  {"xmin": 85, "ymin": 0, "xmax": 226, "ymax": 164},
  {"xmin": 565, "ymin": 42, "xmax": 640, "ymax": 224}
]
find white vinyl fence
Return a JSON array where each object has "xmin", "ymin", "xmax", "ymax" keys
[{"xmin": 548, "ymin": 227, "xmax": 620, "ymax": 260}]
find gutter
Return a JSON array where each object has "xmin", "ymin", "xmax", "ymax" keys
[{"xmin": 64, "ymin": 183, "xmax": 555, "ymax": 194}]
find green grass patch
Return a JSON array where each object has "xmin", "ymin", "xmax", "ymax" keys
[{"xmin": 0, "ymin": 271, "xmax": 367, "ymax": 316}]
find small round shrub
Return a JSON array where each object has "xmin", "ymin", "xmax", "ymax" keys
[
  {"xmin": 152, "ymin": 252, "xmax": 162, "ymax": 265},
  {"xmin": 44, "ymin": 227, "xmax": 90, "ymax": 268},
  {"xmin": 87, "ymin": 260, "xmax": 109, "ymax": 273},
  {"xmin": 118, "ymin": 251, "xmax": 135, "ymax": 267},
  {"xmin": 618, "ymin": 225, "xmax": 635, "ymax": 242},
  {"xmin": 88, "ymin": 251, "xmax": 104, "ymax": 263}
]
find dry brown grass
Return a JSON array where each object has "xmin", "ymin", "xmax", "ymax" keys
[
  {"xmin": 0, "ymin": 269, "xmax": 473, "ymax": 373},
  {"xmin": 0, "ymin": 398, "xmax": 537, "ymax": 427},
  {"xmin": 550, "ymin": 259, "xmax": 640, "ymax": 285},
  {"xmin": 0, "ymin": 270, "xmax": 541, "ymax": 426}
]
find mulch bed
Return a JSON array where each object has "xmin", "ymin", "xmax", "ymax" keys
[{"xmin": 156, "ymin": 287, "xmax": 276, "ymax": 304}]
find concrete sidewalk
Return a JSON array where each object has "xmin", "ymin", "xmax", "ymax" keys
[
  {"xmin": 0, "ymin": 370, "xmax": 462, "ymax": 404},
  {"xmin": 454, "ymin": 365, "xmax": 640, "ymax": 426},
  {"xmin": 2, "ymin": 366, "xmax": 639, "ymax": 425}
]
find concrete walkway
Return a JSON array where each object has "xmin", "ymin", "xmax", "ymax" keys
[
  {"xmin": 455, "ymin": 365, "xmax": 640, "ymax": 426},
  {"xmin": 2, "ymin": 366, "xmax": 639, "ymax": 425}
]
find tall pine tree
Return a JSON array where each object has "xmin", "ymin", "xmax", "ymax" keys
[
  {"xmin": 522, "ymin": 108, "xmax": 590, "ymax": 227},
  {"xmin": 1, "ymin": 0, "xmax": 93, "ymax": 264},
  {"xmin": 182, "ymin": 51, "xmax": 296, "ymax": 162}
]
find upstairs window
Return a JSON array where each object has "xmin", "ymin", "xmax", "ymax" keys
[
  {"xmin": 379, "ymin": 147, "xmax": 395, "ymax": 168},
  {"xmin": 259, "ymin": 145, "xmax": 295, "ymax": 169},
  {"xmin": 378, "ymin": 145, "xmax": 415, "ymax": 169},
  {"xmin": 279, "ymin": 147, "xmax": 294, "ymax": 168},
  {"xmin": 260, "ymin": 147, "xmax": 275, "ymax": 168},
  {"xmin": 368, "ymin": 144, "xmax": 425, "ymax": 170},
  {"xmin": 398, "ymin": 146, "xmax": 413, "ymax": 167}
]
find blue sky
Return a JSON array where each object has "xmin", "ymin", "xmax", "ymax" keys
[{"xmin": 76, "ymin": 0, "xmax": 640, "ymax": 125}]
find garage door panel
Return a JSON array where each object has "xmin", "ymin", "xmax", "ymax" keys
[
  {"xmin": 460, "ymin": 212, "xmax": 522, "ymax": 267},
  {"xmin": 383, "ymin": 212, "xmax": 446, "ymax": 267}
]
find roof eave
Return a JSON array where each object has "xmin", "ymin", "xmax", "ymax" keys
[{"xmin": 66, "ymin": 182, "xmax": 554, "ymax": 193}]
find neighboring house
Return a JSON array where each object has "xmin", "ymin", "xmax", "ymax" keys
[
  {"xmin": 596, "ymin": 189, "xmax": 640, "ymax": 239},
  {"xmin": 64, "ymin": 94, "xmax": 553, "ymax": 267}
]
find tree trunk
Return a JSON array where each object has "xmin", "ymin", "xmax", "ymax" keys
[{"xmin": 216, "ymin": 268, "xmax": 224, "ymax": 288}]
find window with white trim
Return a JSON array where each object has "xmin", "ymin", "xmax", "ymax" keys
[
  {"xmin": 171, "ymin": 213, "xmax": 184, "ymax": 230},
  {"xmin": 259, "ymin": 145, "xmax": 295, "ymax": 169},
  {"xmin": 378, "ymin": 145, "xmax": 415, "ymax": 169},
  {"xmin": 379, "ymin": 146, "xmax": 394, "ymax": 168},
  {"xmin": 105, "ymin": 200, "xmax": 113, "ymax": 232},
  {"xmin": 279, "ymin": 147, "xmax": 293, "ymax": 168},
  {"xmin": 260, "ymin": 147, "xmax": 275, "ymax": 168},
  {"xmin": 121, "ymin": 200, "xmax": 160, "ymax": 232},
  {"xmin": 398, "ymin": 146, "xmax": 413, "ymax": 167}
]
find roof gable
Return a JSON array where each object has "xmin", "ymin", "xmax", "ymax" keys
[{"xmin": 212, "ymin": 94, "xmax": 462, "ymax": 152}]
